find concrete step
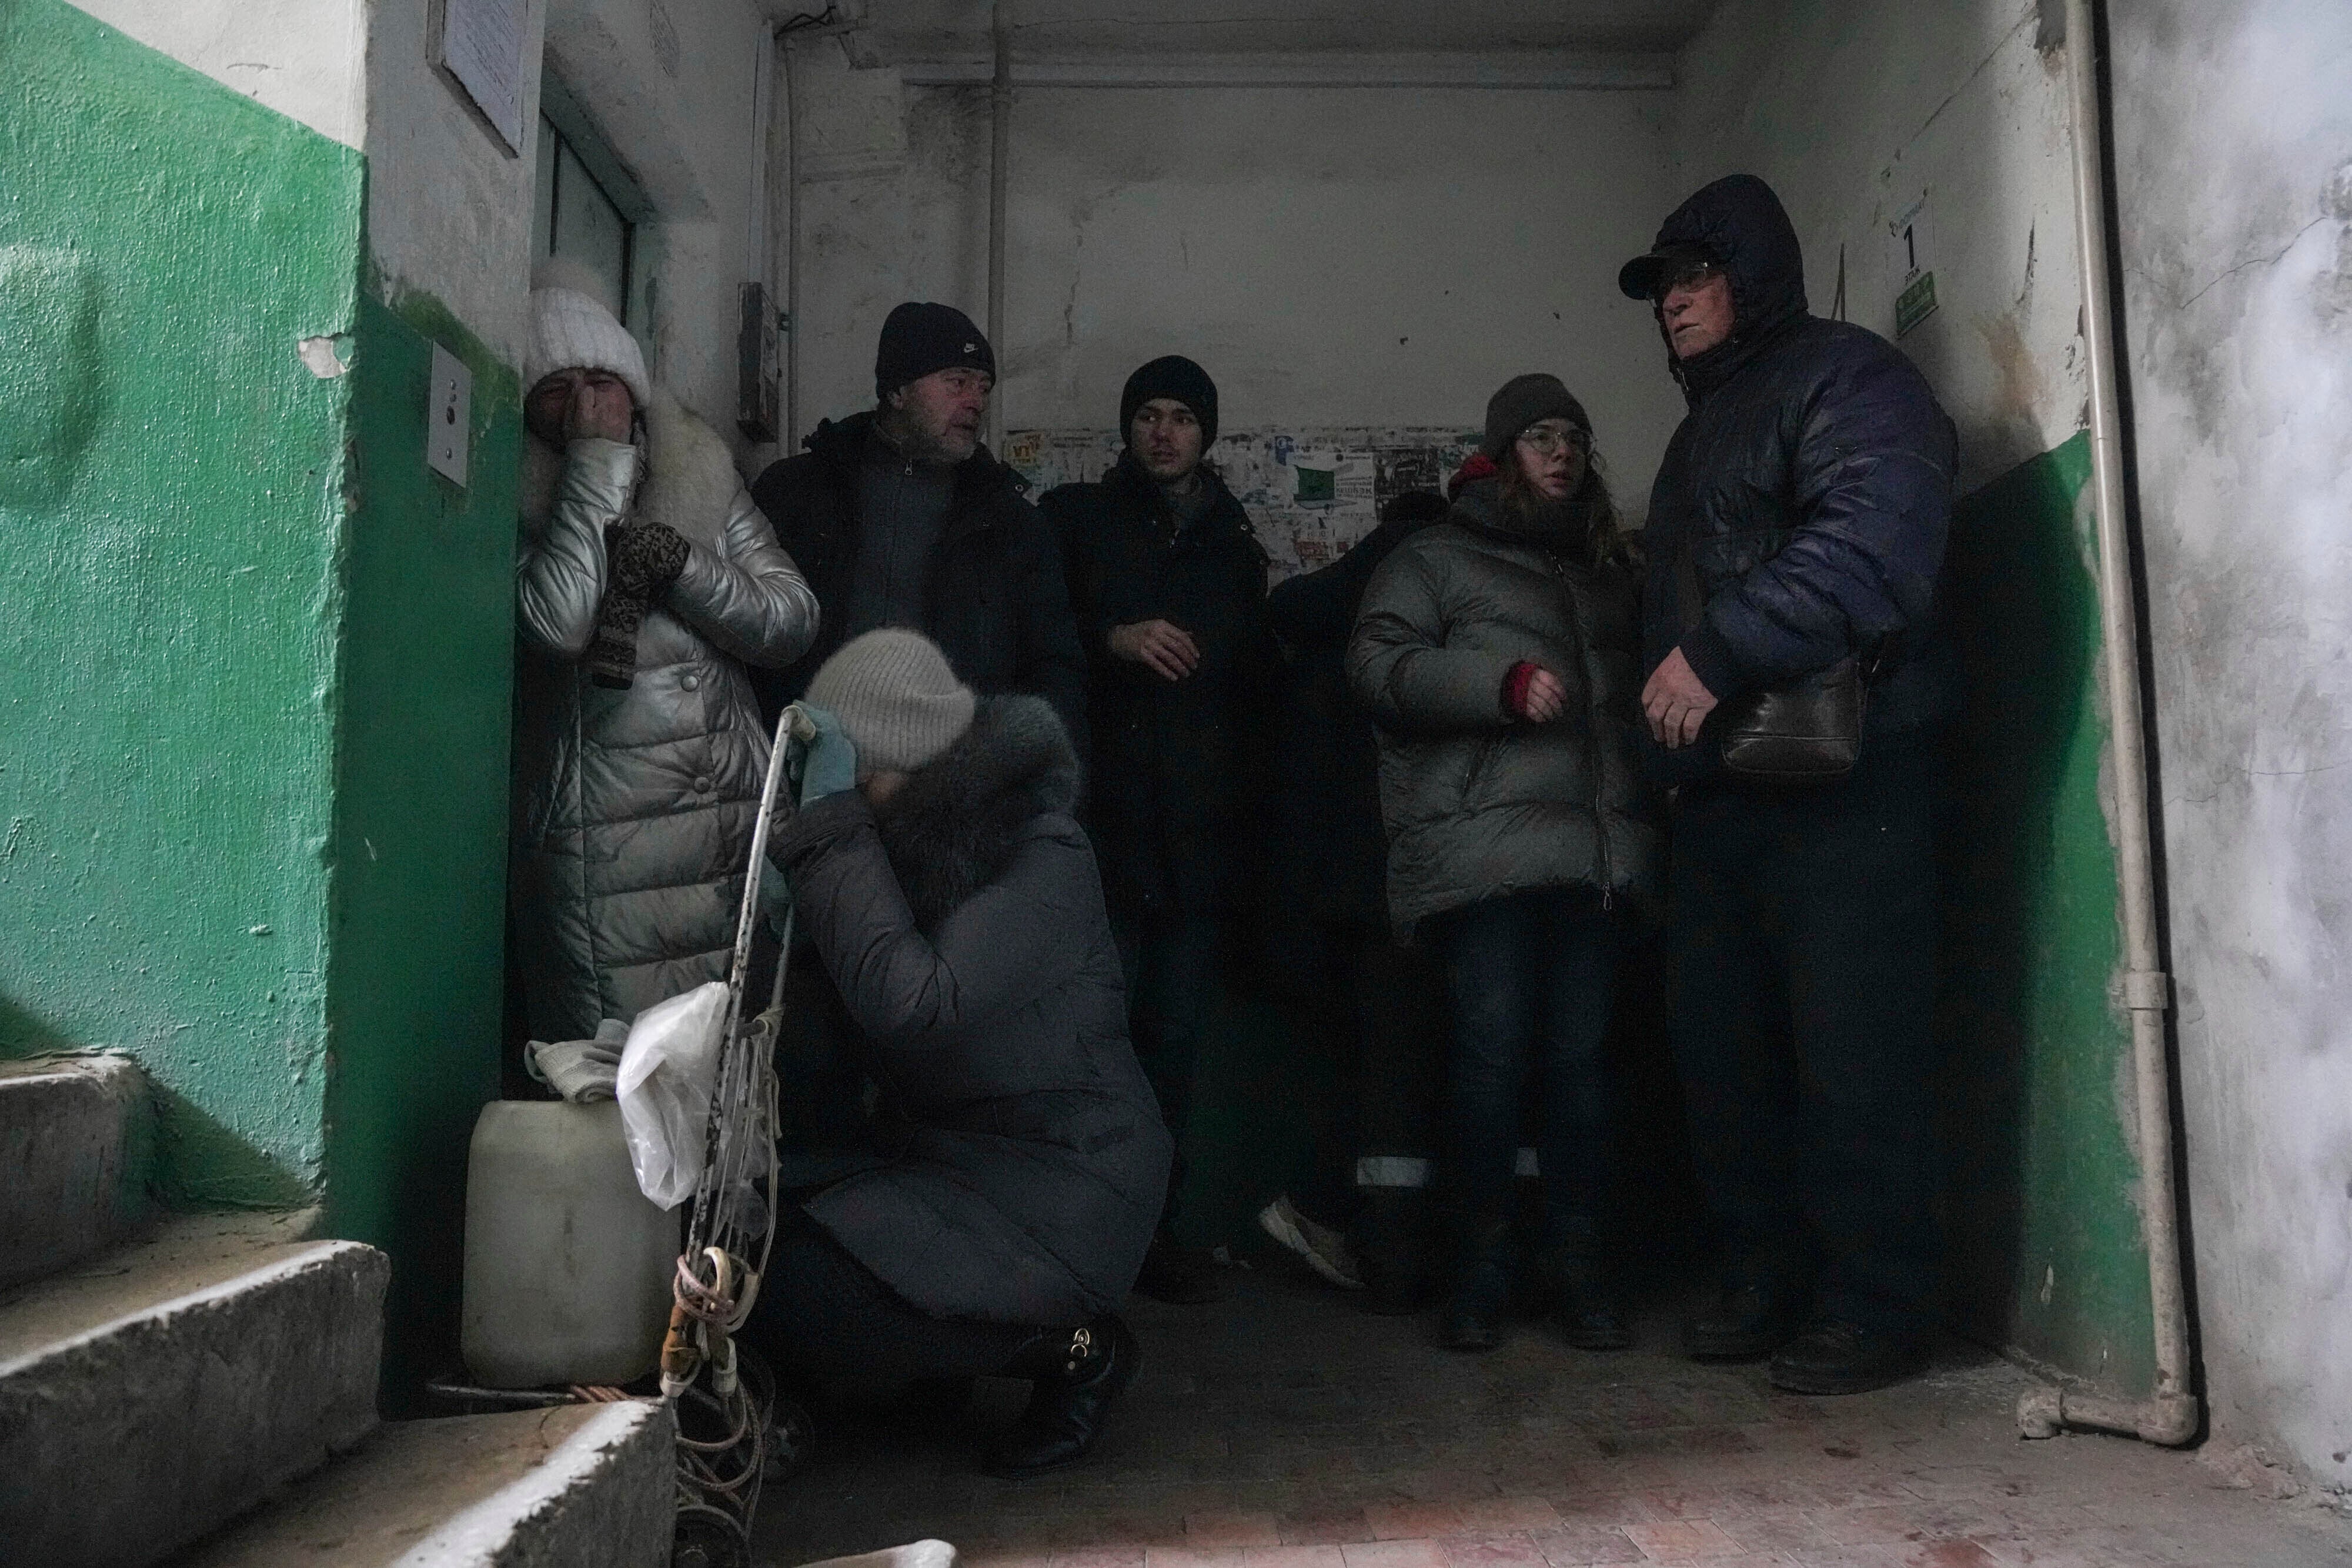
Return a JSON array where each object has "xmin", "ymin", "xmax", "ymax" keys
[
  {"xmin": 178, "ymin": 1400, "xmax": 676, "ymax": 1567},
  {"xmin": 0, "ymin": 1210, "xmax": 387, "ymax": 1568},
  {"xmin": 0, "ymin": 1053, "xmax": 151, "ymax": 1288}
]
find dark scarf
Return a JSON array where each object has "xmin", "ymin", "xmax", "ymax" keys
[
  {"xmin": 1445, "ymin": 456, "xmax": 1623, "ymax": 571},
  {"xmin": 870, "ymin": 696, "xmax": 1080, "ymax": 930},
  {"xmin": 589, "ymin": 520, "xmax": 690, "ymax": 687}
]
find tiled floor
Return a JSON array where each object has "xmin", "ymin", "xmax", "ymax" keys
[{"xmin": 754, "ymin": 1268, "xmax": 2352, "ymax": 1568}]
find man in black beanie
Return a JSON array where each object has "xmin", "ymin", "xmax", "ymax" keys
[
  {"xmin": 1038, "ymin": 355, "xmax": 1269, "ymax": 1304},
  {"xmin": 749, "ymin": 302, "xmax": 1087, "ymax": 752}
]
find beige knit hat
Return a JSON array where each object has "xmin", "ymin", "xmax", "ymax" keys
[
  {"xmin": 804, "ymin": 630, "xmax": 977, "ymax": 777},
  {"xmin": 526, "ymin": 257, "xmax": 650, "ymax": 406}
]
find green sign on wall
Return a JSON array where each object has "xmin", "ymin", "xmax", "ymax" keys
[{"xmin": 1897, "ymin": 270, "xmax": 1940, "ymax": 337}]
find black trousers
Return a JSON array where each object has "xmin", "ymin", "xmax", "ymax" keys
[
  {"xmin": 1666, "ymin": 737, "xmax": 1944, "ymax": 1335},
  {"xmin": 1263, "ymin": 917, "xmax": 1449, "ymax": 1235},
  {"xmin": 746, "ymin": 1209, "xmax": 1036, "ymax": 1401},
  {"xmin": 1435, "ymin": 889, "xmax": 1623, "ymax": 1250},
  {"xmin": 1110, "ymin": 902, "xmax": 1221, "ymax": 1229}
]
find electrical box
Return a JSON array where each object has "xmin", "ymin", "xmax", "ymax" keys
[{"xmin": 427, "ymin": 343, "xmax": 472, "ymax": 487}]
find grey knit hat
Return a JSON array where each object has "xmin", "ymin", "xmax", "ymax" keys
[
  {"xmin": 1479, "ymin": 373, "xmax": 1592, "ymax": 460},
  {"xmin": 804, "ymin": 630, "xmax": 977, "ymax": 777}
]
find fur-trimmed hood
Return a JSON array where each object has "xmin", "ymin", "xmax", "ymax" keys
[
  {"xmin": 870, "ymin": 694, "xmax": 1081, "ymax": 930},
  {"xmin": 520, "ymin": 387, "xmax": 744, "ymax": 546}
]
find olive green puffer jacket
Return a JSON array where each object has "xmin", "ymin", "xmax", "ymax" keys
[{"xmin": 1346, "ymin": 480, "xmax": 1663, "ymax": 935}]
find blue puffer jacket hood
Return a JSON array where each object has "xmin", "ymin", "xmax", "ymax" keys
[
  {"xmin": 1622, "ymin": 173, "xmax": 1813, "ymax": 406},
  {"xmin": 1631, "ymin": 176, "xmax": 1961, "ymax": 783}
]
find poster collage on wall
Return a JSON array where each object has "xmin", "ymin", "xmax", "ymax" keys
[{"xmin": 1005, "ymin": 427, "xmax": 1482, "ymax": 585}]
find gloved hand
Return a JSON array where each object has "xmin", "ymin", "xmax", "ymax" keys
[
  {"xmin": 587, "ymin": 523, "xmax": 692, "ymax": 688},
  {"xmin": 786, "ymin": 703, "xmax": 859, "ymax": 804},
  {"xmin": 606, "ymin": 520, "xmax": 690, "ymax": 593}
]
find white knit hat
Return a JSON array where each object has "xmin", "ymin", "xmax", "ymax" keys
[
  {"xmin": 805, "ymin": 630, "xmax": 978, "ymax": 777},
  {"xmin": 526, "ymin": 258, "xmax": 649, "ymax": 406}
]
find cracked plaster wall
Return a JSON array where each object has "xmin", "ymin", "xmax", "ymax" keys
[
  {"xmin": 1671, "ymin": 0, "xmax": 2087, "ymax": 493},
  {"xmin": 783, "ymin": 38, "xmax": 1689, "ymax": 506},
  {"xmin": 2109, "ymin": 0, "xmax": 2352, "ymax": 1487}
]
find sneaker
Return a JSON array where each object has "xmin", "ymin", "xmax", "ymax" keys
[
  {"xmin": 1258, "ymin": 1195, "xmax": 1365, "ymax": 1289},
  {"xmin": 1767, "ymin": 1318, "xmax": 1931, "ymax": 1395}
]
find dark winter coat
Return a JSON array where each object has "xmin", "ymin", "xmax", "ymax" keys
[
  {"xmin": 747, "ymin": 413, "xmax": 1089, "ymax": 755},
  {"xmin": 771, "ymin": 696, "xmax": 1170, "ymax": 1326},
  {"xmin": 1348, "ymin": 480, "xmax": 1663, "ymax": 935},
  {"xmin": 1636, "ymin": 174, "xmax": 1960, "ymax": 785},
  {"xmin": 1039, "ymin": 454, "xmax": 1271, "ymax": 916},
  {"xmin": 1264, "ymin": 509, "xmax": 1441, "ymax": 925}
]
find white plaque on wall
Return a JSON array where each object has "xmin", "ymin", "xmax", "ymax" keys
[{"xmin": 440, "ymin": 0, "xmax": 527, "ymax": 154}]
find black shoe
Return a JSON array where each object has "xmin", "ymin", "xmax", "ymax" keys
[
  {"xmin": 1535, "ymin": 1248, "xmax": 1633, "ymax": 1352},
  {"xmin": 1132, "ymin": 1234, "xmax": 1227, "ymax": 1303},
  {"xmin": 983, "ymin": 1316, "xmax": 1141, "ymax": 1476},
  {"xmin": 1441, "ymin": 1219, "xmax": 1514, "ymax": 1352},
  {"xmin": 1355, "ymin": 1191, "xmax": 1435, "ymax": 1316},
  {"xmin": 1683, "ymin": 1278, "xmax": 1808, "ymax": 1360},
  {"xmin": 1768, "ymin": 1319, "xmax": 1930, "ymax": 1395},
  {"xmin": 1359, "ymin": 1251, "xmax": 1434, "ymax": 1316}
]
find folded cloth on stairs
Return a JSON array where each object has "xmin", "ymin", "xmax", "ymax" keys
[{"xmin": 527, "ymin": 1018, "xmax": 630, "ymax": 1102}]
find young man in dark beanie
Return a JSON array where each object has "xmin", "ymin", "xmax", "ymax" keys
[
  {"xmin": 748, "ymin": 302, "xmax": 1087, "ymax": 753},
  {"xmin": 1038, "ymin": 354, "xmax": 1271, "ymax": 1305}
]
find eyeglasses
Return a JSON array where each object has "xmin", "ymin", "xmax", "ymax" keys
[
  {"xmin": 1651, "ymin": 258, "xmax": 1724, "ymax": 301},
  {"xmin": 1515, "ymin": 427, "xmax": 1592, "ymax": 458}
]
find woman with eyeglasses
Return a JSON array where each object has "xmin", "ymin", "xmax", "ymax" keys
[{"xmin": 1347, "ymin": 375, "xmax": 1664, "ymax": 1353}]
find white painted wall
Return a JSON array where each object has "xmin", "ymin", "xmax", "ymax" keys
[
  {"xmin": 2109, "ymin": 0, "xmax": 2352, "ymax": 1491},
  {"xmin": 1671, "ymin": 0, "xmax": 2086, "ymax": 493},
  {"xmin": 784, "ymin": 43, "xmax": 1689, "ymax": 513},
  {"xmin": 543, "ymin": 0, "xmax": 773, "ymax": 442},
  {"xmin": 364, "ymin": 0, "xmax": 549, "ymax": 365},
  {"xmin": 67, "ymin": 0, "xmax": 369, "ymax": 151}
]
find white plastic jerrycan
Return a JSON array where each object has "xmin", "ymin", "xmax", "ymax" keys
[{"xmin": 462, "ymin": 1100, "xmax": 679, "ymax": 1388}]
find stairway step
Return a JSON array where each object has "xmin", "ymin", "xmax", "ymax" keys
[
  {"xmin": 178, "ymin": 1401, "xmax": 676, "ymax": 1567},
  {"xmin": 0, "ymin": 1211, "xmax": 387, "ymax": 1568},
  {"xmin": 0, "ymin": 1054, "xmax": 151, "ymax": 1288}
]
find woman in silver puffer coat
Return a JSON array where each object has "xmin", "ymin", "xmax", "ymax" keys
[{"xmin": 509, "ymin": 270, "xmax": 819, "ymax": 1039}]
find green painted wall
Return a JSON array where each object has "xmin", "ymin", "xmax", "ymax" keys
[
  {"xmin": 1939, "ymin": 432, "xmax": 2157, "ymax": 1396},
  {"xmin": 0, "ymin": 0, "xmax": 364, "ymax": 1208},
  {"xmin": 1, "ymin": 4, "xmax": 517, "ymax": 1395},
  {"xmin": 326, "ymin": 284, "xmax": 517, "ymax": 1394}
]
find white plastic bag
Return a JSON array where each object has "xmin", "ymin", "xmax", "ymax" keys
[{"xmin": 616, "ymin": 981, "xmax": 729, "ymax": 1209}]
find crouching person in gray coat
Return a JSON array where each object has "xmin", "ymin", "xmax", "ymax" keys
[{"xmin": 752, "ymin": 630, "xmax": 1171, "ymax": 1477}]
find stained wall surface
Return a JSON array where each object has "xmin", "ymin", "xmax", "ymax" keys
[
  {"xmin": 0, "ymin": 0, "xmax": 366, "ymax": 1208},
  {"xmin": 1664, "ymin": 0, "xmax": 2160, "ymax": 1400},
  {"xmin": 2108, "ymin": 0, "xmax": 2352, "ymax": 1486},
  {"xmin": 8, "ymin": 0, "xmax": 776, "ymax": 1395},
  {"xmin": 542, "ymin": 0, "xmax": 774, "ymax": 456},
  {"xmin": 786, "ymin": 45, "xmax": 1690, "ymax": 510}
]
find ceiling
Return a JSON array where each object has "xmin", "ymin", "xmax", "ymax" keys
[{"xmin": 784, "ymin": 1, "xmax": 1726, "ymax": 61}]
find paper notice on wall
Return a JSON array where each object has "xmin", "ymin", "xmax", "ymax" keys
[
  {"xmin": 1008, "ymin": 426, "xmax": 1475, "ymax": 585},
  {"xmin": 441, "ymin": 0, "xmax": 527, "ymax": 153}
]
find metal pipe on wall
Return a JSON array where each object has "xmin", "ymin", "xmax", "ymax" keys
[
  {"xmin": 985, "ymin": 0, "xmax": 1012, "ymax": 452},
  {"xmin": 783, "ymin": 31, "xmax": 803, "ymax": 452},
  {"xmin": 2014, "ymin": 0, "xmax": 2199, "ymax": 1450}
]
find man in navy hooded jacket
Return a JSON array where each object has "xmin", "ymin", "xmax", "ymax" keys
[{"xmin": 1622, "ymin": 174, "xmax": 1957, "ymax": 1395}]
